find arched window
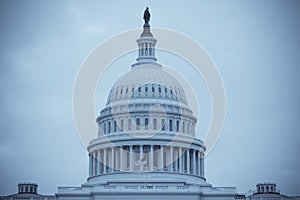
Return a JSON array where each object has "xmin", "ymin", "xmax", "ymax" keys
[
  {"xmin": 152, "ymin": 86, "xmax": 155, "ymax": 92},
  {"xmin": 126, "ymin": 87, "xmax": 128, "ymax": 94},
  {"xmin": 182, "ymin": 121, "xmax": 185, "ymax": 133},
  {"xmin": 121, "ymin": 119, "xmax": 124, "ymax": 131},
  {"xmin": 145, "ymin": 86, "xmax": 148, "ymax": 92},
  {"xmin": 169, "ymin": 119, "xmax": 173, "ymax": 131},
  {"xmin": 103, "ymin": 122, "xmax": 106, "ymax": 134},
  {"xmin": 138, "ymin": 87, "xmax": 141, "ymax": 92},
  {"xmin": 136, "ymin": 118, "xmax": 140, "ymax": 130},
  {"xmin": 153, "ymin": 118, "xmax": 157, "ymax": 130},
  {"xmin": 108, "ymin": 121, "xmax": 111, "ymax": 133},
  {"xmin": 176, "ymin": 120, "xmax": 179, "ymax": 132},
  {"xmin": 158, "ymin": 87, "xmax": 161, "ymax": 93},
  {"xmin": 120, "ymin": 88, "xmax": 123, "ymax": 94},
  {"xmin": 128, "ymin": 119, "xmax": 132, "ymax": 131},
  {"xmin": 145, "ymin": 118, "xmax": 148, "ymax": 129},
  {"xmin": 115, "ymin": 89, "xmax": 118, "ymax": 95},
  {"xmin": 114, "ymin": 120, "xmax": 117, "ymax": 132},
  {"xmin": 165, "ymin": 87, "xmax": 167, "ymax": 93},
  {"xmin": 132, "ymin": 86, "xmax": 135, "ymax": 93},
  {"xmin": 187, "ymin": 122, "xmax": 190, "ymax": 134},
  {"xmin": 161, "ymin": 119, "xmax": 165, "ymax": 131}
]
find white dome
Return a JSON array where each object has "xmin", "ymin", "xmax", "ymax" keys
[{"xmin": 106, "ymin": 63, "xmax": 188, "ymax": 105}]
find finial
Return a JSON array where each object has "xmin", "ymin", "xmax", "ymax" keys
[{"xmin": 143, "ymin": 7, "xmax": 150, "ymax": 25}]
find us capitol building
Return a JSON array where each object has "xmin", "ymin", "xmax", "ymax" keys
[
  {"xmin": 1, "ymin": 8, "xmax": 299, "ymax": 200},
  {"xmin": 55, "ymin": 8, "xmax": 236, "ymax": 200}
]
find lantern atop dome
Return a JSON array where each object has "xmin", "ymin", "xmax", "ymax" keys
[{"xmin": 134, "ymin": 7, "xmax": 157, "ymax": 65}]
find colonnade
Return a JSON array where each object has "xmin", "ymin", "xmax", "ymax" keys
[
  {"xmin": 89, "ymin": 145, "xmax": 204, "ymax": 178},
  {"xmin": 138, "ymin": 42, "xmax": 155, "ymax": 57}
]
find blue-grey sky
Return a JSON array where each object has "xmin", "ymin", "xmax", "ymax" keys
[{"xmin": 1, "ymin": 0, "xmax": 300, "ymax": 196}]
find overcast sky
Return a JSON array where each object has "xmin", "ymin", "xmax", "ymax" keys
[{"xmin": 1, "ymin": 0, "xmax": 300, "ymax": 196}]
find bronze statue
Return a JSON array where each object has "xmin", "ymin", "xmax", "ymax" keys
[{"xmin": 143, "ymin": 7, "xmax": 150, "ymax": 24}]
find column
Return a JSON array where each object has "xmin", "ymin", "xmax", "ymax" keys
[
  {"xmin": 160, "ymin": 146, "xmax": 164, "ymax": 171},
  {"xmin": 89, "ymin": 153, "xmax": 92, "ymax": 177},
  {"xmin": 100, "ymin": 150, "xmax": 103, "ymax": 174},
  {"xmin": 139, "ymin": 145, "xmax": 143, "ymax": 171},
  {"xmin": 198, "ymin": 151, "xmax": 201, "ymax": 176},
  {"xmin": 116, "ymin": 148, "xmax": 119, "ymax": 171},
  {"xmin": 166, "ymin": 147, "xmax": 170, "ymax": 171},
  {"xmin": 179, "ymin": 147, "xmax": 183, "ymax": 173},
  {"xmin": 124, "ymin": 147, "xmax": 128, "ymax": 171},
  {"xmin": 103, "ymin": 148, "xmax": 107, "ymax": 174},
  {"xmin": 170, "ymin": 146, "xmax": 173, "ymax": 172},
  {"xmin": 97, "ymin": 150, "xmax": 101, "ymax": 175},
  {"xmin": 90, "ymin": 153, "xmax": 94, "ymax": 176},
  {"xmin": 201, "ymin": 152, "xmax": 204, "ymax": 177},
  {"xmin": 150, "ymin": 145, "xmax": 154, "ymax": 171},
  {"xmin": 139, "ymin": 44, "xmax": 141, "ymax": 56},
  {"xmin": 187, "ymin": 149, "xmax": 190, "ymax": 174},
  {"xmin": 174, "ymin": 148, "xmax": 178, "ymax": 172},
  {"xmin": 107, "ymin": 148, "xmax": 111, "ymax": 173},
  {"xmin": 193, "ymin": 150, "xmax": 196, "ymax": 175},
  {"xmin": 111, "ymin": 147, "xmax": 115, "ymax": 173},
  {"xmin": 129, "ymin": 145, "xmax": 133, "ymax": 171},
  {"xmin": 120, "ymin": 146, "xmax": 123, "ymax": 171},
  {"xmin": 182, "ymin": 149, "xmax": 186, "ymax": 173},
  {"xmin": 93, "ymin": 151, "xmax": 97, "ymax": 176}
]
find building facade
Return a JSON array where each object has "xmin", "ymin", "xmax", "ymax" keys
[{"xmin": 55, "ymin": 9, "xmax": 236, "ymax": 200}]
